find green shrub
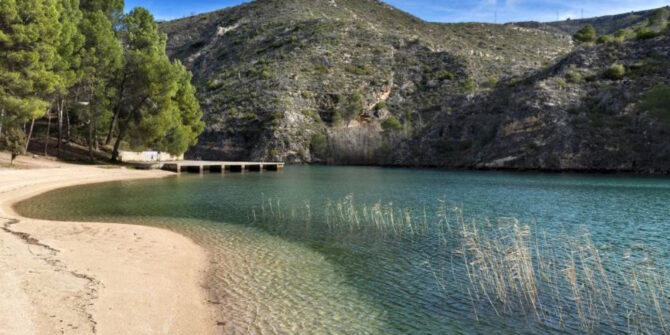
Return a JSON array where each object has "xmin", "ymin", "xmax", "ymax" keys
[
  {"xmin": 603, "ymin": 63, "xmax": 626, "ymax": 80},
  {"xmin": 1, "ymin": 127, "xmax": 26, "ymax": 166},
  {"xmin": 596, "ymin": 35, "xmax": 614, "ymax": 44},
  {"xmin": 573, "ymin": 25, "xmax": 596, "ymax": 43},
  {"xmin": 565, "ymin": 69, "xmax": 582, "ymax": 83},
  {"xmin": 314, "ymin": 65, "xmax": 329, "ymax": 75},
  {"xmin": 270, "ymin": 111, "xmax": 284, "ymax": 126},
  {"xmin": 207, "ymin": 79, "xmax": 224, "ymax": 91},
  {"xmin": 381, "ymin": 116, "xmax": 402, "ymax": 133},
  {"xmin": 614, "ymin": 29, "xmax": 628, "ymax": 41},
  {"xmin": 486, "ymin": 75, "xmax": 499, "ymax": 88},
  {"xmin": 463, "ymin": 77, "xmax": 476, "ymax": 93},
  {"xmin": 433, "ymin": 70, "xmax": 454, "ymax": 81},
  {"xmin": 310, "ymin": 133, "xmax": 328, "ymax": 157},
  {"xmin": 636, "ymin": 27, "xmax": 658, "ymax": 40},
  {"xmin": 554, "ymin": 78, "xmax": 568, "ymax": 89},
  {"xmin": 344, "ymin": 64, "xmax": 372, "ymax": 76},
  {"xmin": 640, "ymin": 84, "xmax": 670, "ymax": 127},
  {"xmin": 374, "ymin": 101, "xmax": 387, "ymax": 110},
  {"xmin": 338, "ymin": 92, "xmax": 364, "ymax": 123}
]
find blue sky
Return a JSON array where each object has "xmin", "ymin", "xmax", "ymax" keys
[{"xmin": 125, "ymin": 0, "xmax": 670, "ymax": 23}]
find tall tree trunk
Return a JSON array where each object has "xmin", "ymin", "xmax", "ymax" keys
[
  {"xmin": 105, "ymin": 73, "xmax": 127, "ymax": 145},
  {"xmin": 111, "ymin": 120, "xmax": 129, "ymax": 162},
  {"xmin": 93, "ymin": 120, "xmax": 99, "ymax": 151},
  {"xmin": 105, "ymin": 106, "xmax": 120, "ymax": 145},
  {"xmin": 88, "ymin": 117, "xmax": 95, "ymax": 162},
  {"xmin": 90, "ymin": 98, "xmax": 99, "ymax": 161},
  {"xmin": 65, "ymin": 109, "xmax": 71, "ymax": 145},
  {"xmin": 111, "ymin": 97, "xmax": 148, "ymax": 162},
  {"xmin": 57, "ymin": 98, "xmax": 65, "ymax": 157},
  {"xmin": 44, "ymin": 113, "xmax": 51, "ymax": 156},
  {"xmin": 25, "ymin": 119, "xmax": 35, "ymax": 152},
  {"xmin": 110, "ymin": 96, "xmax": 149, "ymax": 161},
  {"xmin": 0, "ymin": 109, "xmax": 4, "ymax": 141},
  {"xmin": 85, "ymin": 90, "xmax": 96, "ymax": 162}
]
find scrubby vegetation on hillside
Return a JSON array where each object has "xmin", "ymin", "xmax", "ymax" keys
[
  {"xmin": 162, "ymin": 0, "xmax": 670, "ymax": 173},
  {"xmin": 161, "ymin": 0, "xmax": 572, "ymax": 163}
]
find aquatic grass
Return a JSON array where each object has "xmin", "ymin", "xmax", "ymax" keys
[
  {"xmin": 249, "ymin": 195, "xmax": 670, "ymax": 334},
  {"xmin": 452, "ymin": 218, "xmax": 670, "ymax": 334}
]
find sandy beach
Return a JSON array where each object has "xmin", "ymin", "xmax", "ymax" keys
[{"xmin": 0, "ymin": 153, "xmax": 217, "ymax": 334}]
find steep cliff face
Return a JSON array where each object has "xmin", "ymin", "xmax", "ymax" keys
[{"xmin": 162, "ymin": 0, "xmax": 670, "ymax": 173}]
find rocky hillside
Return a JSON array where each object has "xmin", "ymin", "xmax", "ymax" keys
[
  {"xmin": 406, "ymin": 35, "xmax": 670, "ymax": 173},
  {"xmin": 518, "ymin": 7, "xmax": 667, "ymax": 35},
  {"xmin": 162, "ymin": 0, "xmax": 670, "ymax": 173}
]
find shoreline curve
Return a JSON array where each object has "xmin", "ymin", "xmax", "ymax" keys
[{"xmin": 0, "ymin": 155, "xmax": 218, "ymax": 334}]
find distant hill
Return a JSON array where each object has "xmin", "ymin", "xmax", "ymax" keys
[
  {"xmin": 517, "ymin": 6, "xmax": 670, "ymax": 35},
  {"xmin": 161, "ymin": 1, "xmax": 670, "ymax": 173}
]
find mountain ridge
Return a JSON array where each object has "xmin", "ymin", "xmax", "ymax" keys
[{"xmin": 161, "ymin": 1, "xmax": 670, "ymax": 174}]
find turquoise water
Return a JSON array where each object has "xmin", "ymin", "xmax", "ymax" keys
[{"xmin": 15, "ymin": 166, "xmax": 670, "ymax": 334}]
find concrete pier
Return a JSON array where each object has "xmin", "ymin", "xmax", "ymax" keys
[{"xmin": 159, "ymin": 161, "xmax": 284, "ymax": 174}]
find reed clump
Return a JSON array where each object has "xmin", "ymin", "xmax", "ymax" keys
[
  {"xmin": 450, "ymin": 212, "xmax": 669, "ymax": 334},
  {"xmin": 250, "ymin": 195, "xmax": 669, "ymax": 334}
]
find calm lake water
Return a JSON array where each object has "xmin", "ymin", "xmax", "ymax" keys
[{"xmin": 16, "ymin": 166, "xmax": 670, "ymax": 334}]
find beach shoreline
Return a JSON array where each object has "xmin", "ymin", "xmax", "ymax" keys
[{"xmin": 0, "ymin": 153, "xmax": 218, "ymax": 334}]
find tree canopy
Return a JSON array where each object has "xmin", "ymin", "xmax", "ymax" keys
[
  {"xmin": 0, "ymin": 0, "xmax": 61, "ymax": 127},
  {"xmin": 0, "ymin": 0, "xmax": 204, "ymax": 162},
  {"xmin": 109, "ymin": 7, "xmax": 203, "ymax": 160}
]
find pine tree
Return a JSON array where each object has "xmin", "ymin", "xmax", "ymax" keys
[
  {"xmin": 49, "ymin": 0, "xmax": 86, "ymax": 156},
  {"xmin": 0, "ymin": 0, "xmax": 62, "ymax": 154},
  {"xmin": 79, "ymin": 0, "xmax": 124, "ymax": 25},
  {"xmin": 152, "ymin": 62, "xmax": 205, "ymax": 155},
  {"xmin": 1, "ymin": 1, "xmax": 203, "ymax": 162},
  {"xmin": 78, "ymin": 5, "xmax": 123, "ymax": 160},
  {"xmin": 110, "ymin": 8, "xmax": 203, "ymax": 161},
  {"xmin": 105, "ymin": 6, "xmax": 163, "ymax": 146}
]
